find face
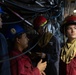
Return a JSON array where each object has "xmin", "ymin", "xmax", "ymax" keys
[
  {"xmin": 66, "ymin": 25, "xmax": 76, "ymax": 41},
  {"xmin": 38, "ymin": 26, "xmax": 45, "ymax": 35},
  {"xmin": 17, "ymin": 33, "xmax": 29, "ymax": 49},
  {"xmin": 0, "ymin": 14, "xmax": 2, "ymax": 28}
]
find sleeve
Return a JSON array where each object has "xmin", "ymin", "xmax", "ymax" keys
[
  {"xmin": 17, "ymin": 58, "xmax": 41, "ymax": 75},
  {"xmin": 19, "ymin": 68, "xmax": 40, "ymax": 75},
  {"xmin": 46, "ymin": 36, "xmax": 60, "ymax": 63}
]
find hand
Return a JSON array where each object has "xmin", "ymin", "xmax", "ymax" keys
[
  {"xmin": 36, "ymin": 52, "xmax": 46, "ymax": 58},
  {"xmin": 37, "ymin": 59, "xmax": 47, "ymax": 72}
]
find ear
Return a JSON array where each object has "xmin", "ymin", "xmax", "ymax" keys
[{"xmin": 16, "ymin": 38, "xmax": 21, "ymax": 44}]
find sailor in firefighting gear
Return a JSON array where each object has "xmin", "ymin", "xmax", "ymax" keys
[
  {"xmin": 59, "ymin": 15, "xmax": 76, "ymax": 75},
  {"xmin": 30, "ymin": 16, "xmax": 60, "ymax": 75},
  {"xmin": 6, "ymin": 24, "xmax": 47, "ymax": 75}
]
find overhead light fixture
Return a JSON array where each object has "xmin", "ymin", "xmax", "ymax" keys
[{"xmin": 73, "ymin": 8, "xmax": 76, "ymax": 13}]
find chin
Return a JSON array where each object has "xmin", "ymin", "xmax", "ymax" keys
[
  {"xmin": 71, "ymin": 37, "xmax": 76, "ymax": 39},
  {"xmin": 26, "ymin": 45, "xmax": 28, "ymax": 48}
]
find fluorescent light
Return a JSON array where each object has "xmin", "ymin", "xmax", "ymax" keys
[{"xmin": 73, "ymin": 9, "xmax": 76, "ymax": 13}]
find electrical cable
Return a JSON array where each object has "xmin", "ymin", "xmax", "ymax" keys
[
  {"xmin": 0, "ymin": 40, "xmax": 38, "ymax": 63},
  {"xmin": 7, "ymin": 7, "xmax": 33, "ymax": 27},
  {"xmin": 3, "ymin": 20, "xmax": 23, "ymax": 25},
  {"xmin": 1, "ymin": 0, "xmax": 62, "ymax": 18},
  {"xmin": 4, "ymin": 0, "xmax": 51, "ymax": 12}
]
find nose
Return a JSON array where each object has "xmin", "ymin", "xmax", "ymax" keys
[{"xmin": 72, "ymin": 28, "xmax": 75, "ymax": 32}]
